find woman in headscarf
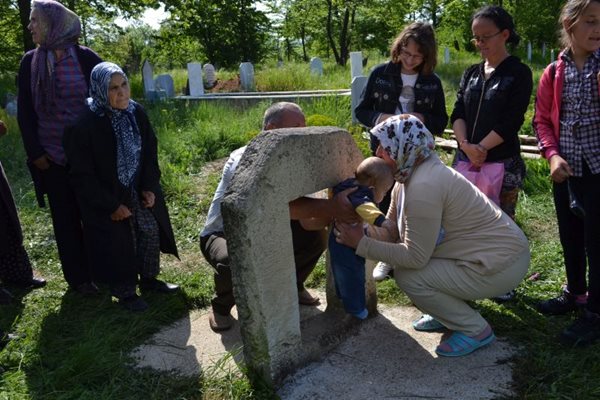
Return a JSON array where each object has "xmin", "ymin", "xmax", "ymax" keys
[
  {"xmin": 17, "ymin": 0, "xmax": 102, "ymax": 294},
  {"xmin": 334, "ymin": 115, "xmax": 530, "ymax": 357},
  {"xmin": 63, "ymin": 62, "xmax": 179, "ymax": 312},
  {"xmin": 0, "ymin": 120, "xmax": 45, "ymax": 296}
]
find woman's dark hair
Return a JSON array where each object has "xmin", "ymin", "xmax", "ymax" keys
[
  {"xmin": 390, "ymin": 22, "xmax": 438, "ymax": 75},
  {"xmin": 472, "ymin": 5, "xmax": 520, "ymax": 46}
]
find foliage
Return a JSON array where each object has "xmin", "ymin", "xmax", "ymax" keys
[{"xmin": 163, "ymin": 0, "xmax": 271, "ymax": 69}]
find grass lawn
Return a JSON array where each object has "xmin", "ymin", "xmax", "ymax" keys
[{"xmin": 1, "ymin": 55, "xmax": 599, "ymax": 399}]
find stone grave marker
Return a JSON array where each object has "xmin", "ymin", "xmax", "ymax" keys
[
  {"xmin": 154, "ymin": 74, "xmax": 175, "ymax": 98},
  {"xmin": 350, "ymin": 52, "xmax": 363, "ymax": 79},
  {"xmin": 310, "ymin": 57, "xmax": 323, "ymax": 76},
  {"xmin": 444, "ymin": 47, "xmax": 450, "ymax": 64},
  {"xmin": 351, "ymin": 76, "xmax": 367, "ymax": 124},
  {"xmin": 527, "ymin": 41, "xmax": 532, "ymax": 62},
  {"xmin": 239, "ymin": 62, "xmax": 255, "ymax": 91},
  {"xmin": 142, "ymin": 59, "xmax": 155, "ymax": 98},
  {"xmin": 222, "ymin": 127, "xmax": 370, "ymax": 385},
  {"xmin": 187, "ymin": 62, "xmax": 204, "ymax": 96},
  {"xmin": 203, "ymin": 63, "xmax": 216, "ymax": 89}
]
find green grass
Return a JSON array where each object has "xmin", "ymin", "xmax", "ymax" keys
[{"xmin": 1, "ymin": 55, "xmax": 597, "ymax": 399}]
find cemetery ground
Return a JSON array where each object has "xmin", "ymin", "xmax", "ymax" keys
[{"xmin": 0, "ymin": 58, "xmax": 599, "ymax": 398}]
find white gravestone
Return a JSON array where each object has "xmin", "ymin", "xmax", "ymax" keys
[
  {"xmin": 142, "ymin": 60, "xmax": 155, "ymax": 98},
  {"xmin": 310, "ymin": 57, "xmax": 323, "ymax": 76},
  {"xmin": 203, "ymin": 63, "xmax": 216, "ymax": 89},
  {"xmin": 154, "ymin": 74, "xmax": 175, "ymax": 98},
  {"xmin": 527, "ymin": 41, "xmax": 532, "ymax": 62},
  {"xmin": 187, "ymin": 62, "xmax": 204, "ymax": 96},
  {"xmin": 239, "ymin": 62, "xmax": 255, "ymax": 91},
  {"xmin": 444, "ymin": 47, "xmax": 450, "ymax": 64},
  {"xmin": 542, "ymin": 43, "xmax": 546, "ymax": 59},
  {"xmin": 550, "ymin": 49, "xmax": 555, "ymax": 62},
  {"xmin": 350, "ymin": 52, "xmax": 363, "ymax": 79},
  {"xmin": 351, "ymin": 76, "xmax": 368, "ymax": 124}
]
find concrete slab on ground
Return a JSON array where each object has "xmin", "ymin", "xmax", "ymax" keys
[{"xmin": 131, "ymin": 291, "xmax": 516, "ymax": 399}]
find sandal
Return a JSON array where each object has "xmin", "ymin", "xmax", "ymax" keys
[
  {"xmin": 435, "ymin": 330, "xmax": 496, "ymax": 357},
  {"xmin": 412, "ymin": 314, "xmax": 445, "ymax": 332}
]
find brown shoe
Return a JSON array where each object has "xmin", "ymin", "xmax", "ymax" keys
[
  {"xmin": 209, "ymin": 312, "xmax": 233, "ymax": 332},
  {"xmin": 298, "ymin": 289, "xmax": 320, "ymax": 306}
]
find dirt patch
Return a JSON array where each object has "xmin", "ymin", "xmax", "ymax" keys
[{"xmin": 209, "ymin": 77, "xmax": 241, "ymax": 93}]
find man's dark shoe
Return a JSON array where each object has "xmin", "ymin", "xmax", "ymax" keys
[
  {"xmin": 538, "ymin": 291, "xmax": 586, "ymax": 315},
  {"xmin": 208, "ymin": 312, "xmax": 233, "ymax": 332},
  {"xmin": 0, "ymin": 288, "xmax": 13, "ymax": 305},
  {"xmin": 74, "ymin": 282, "xmax": 100, "ymax": 296},
  {"xmin": 10, "ymin": 276, "xmax": 46, "ymax": 289},
  {"xmin": 119, "ymin": 295, "xmax": 148, "ymax": 312},
  {"xmin": 561, "ymin": 310, "xmax": 600, "ymax": 346},
  {"xmin": 139, "ymin": 278, "xmax": 179, "ymax": 294}
]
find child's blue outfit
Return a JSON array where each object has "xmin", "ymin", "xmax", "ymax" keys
[{"xmin": 330, "ymin": 179, "xmax": 387, "ymax": 319}]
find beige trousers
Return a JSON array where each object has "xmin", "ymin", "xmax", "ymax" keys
[{"xmin": 394, "ymin": 248, "xmax": 530, "ymax": 336}]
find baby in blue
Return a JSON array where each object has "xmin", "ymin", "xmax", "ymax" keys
[{"xmin": 330, "ymin": 157, "xmax": 395, "ymax": 320}]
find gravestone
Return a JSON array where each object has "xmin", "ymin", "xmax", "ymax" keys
[
  {"xmin": 351, "ymin": 76, "xmax": 368, "ymax": 124},
  {"xmin": 187, "ymin": 62, "xmax": 204, "ymax": 96},
  {"xmin": 310, "ymin": 57, "xmax": 323, "ymax": 76},
  {"xmin": 203, "ymin": 63, "xmax": 216, "ymax": 89},
  {"xmin": 221, "ymin": 127, "xmax": 369, "ymax": 385},
  {"xmin": 444, "ymin": 47, "xmax": 450, "ymax": 64},
  {"xmin": 155, "ymin": 74, "xmax": 175, "ymax": 98},
  {"xmin": 142, "ymin": 60, "xmax": 155, "ymax": 98},
  {"xmin": 239, "ymin": 62, "xmax": 255, "ymax": 91},
  {"xmin": 542, "ymin": 42, "xmax": 546, "ymax": 59},
  {"xmin": 527, "ymin": 41, "xmax": 532, "ymax": 62},
  {"xmin": 550, "ymin": 49, "xmax": 555, "ymax": 62},
  {"xmin": 4, "ymin": 93, "xmax": 16, "ymax": 116},
  {"xmin": 277, "ymin": 60, "xmax": 284, "ymax": 68},
  {"xmin": 350, "ymin": 52, "xmax": 363, "ymax": 79}
]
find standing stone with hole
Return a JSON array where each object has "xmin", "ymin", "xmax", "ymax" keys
[{"xmin": 222, "ymin": 126, "xmax": 377, "ymax": 386}]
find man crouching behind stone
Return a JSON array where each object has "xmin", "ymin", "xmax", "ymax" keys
[{"xmin": 200, "ymin": 102, "xmax": 357, "ymax": 332}]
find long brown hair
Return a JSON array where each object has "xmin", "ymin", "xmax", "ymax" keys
[
  {"xmin": 559, "ymin": 0, "xmax": 600, "ymax": 48},
  {"xmin": 390, "ymin": 22, "xmax": 438, "ymax": 75}
]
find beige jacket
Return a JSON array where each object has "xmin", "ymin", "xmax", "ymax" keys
[{"xmin": 357, "ymin": 154, "xmax": 529, "ymax": 275}]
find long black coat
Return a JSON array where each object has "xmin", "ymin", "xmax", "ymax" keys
[{"xmin": 63, "ymin": 104, "xmax": 178, "ymax": 285}]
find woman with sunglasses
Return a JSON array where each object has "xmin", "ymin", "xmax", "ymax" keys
[
  {"xmin": 449, "ymin": 5, "xmax": 532, "ymax": 304},
  {"xmin": 451, "ymin": 5, "xmax": 532, "ymax": 222},
  {"xmin": 355, "ymin": 22, "xmax": 448, "ymax": 281}
]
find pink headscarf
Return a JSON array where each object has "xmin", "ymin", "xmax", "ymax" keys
[{"xmin": 30, "ymin": 0, "xmax": 81, "ymax": 111}]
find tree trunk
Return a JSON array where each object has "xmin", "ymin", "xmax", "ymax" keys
[
  {"xmin": 301, "ymin": 25, "xmax": 308, "ymax": 62},
  {"xmin": 17, "ymin": 0, "xmax": 34, "ymax": 51},
  {"xmin": 325, "ymin": 0, "xmax": 341, "ymax": 65}
]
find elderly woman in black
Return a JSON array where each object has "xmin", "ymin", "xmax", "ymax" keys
[{"xmin": 63, "ymin": 62, "xmax": 178, "ymax": 311}]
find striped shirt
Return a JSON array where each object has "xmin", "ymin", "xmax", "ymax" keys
[
  {"xmin": 559, "ymin": 51, "xmax": 600, "ymax": 176},
  {"xmin": 35, "ymin": 46, "xmax": 88, "ymax": 166}
]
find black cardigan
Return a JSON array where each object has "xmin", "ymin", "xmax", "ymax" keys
[{"xmin": 63, "ymin": 104, "xmax": 178, "ymax": 258}]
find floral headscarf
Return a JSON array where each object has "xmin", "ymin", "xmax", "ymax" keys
[
  {"xmin": 88, "ymin": 62, "xmax": 141, "ymax": 188},
  {"xmin": 30, "ymin": 0, "xmax": 81, "ymax": 111},
  {"xmin": 370, "ymin": 115, "xmax": 435, "ymax": 183}
]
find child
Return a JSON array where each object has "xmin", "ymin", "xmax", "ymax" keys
[
  {"xmin": 534, "ymin": 0, "xmax": 600, "ymax": 345},
  {"xmin": 354, "ymin": 22, "xmax": 448, "ymax": 281},
  {"xmin": 329, "ymin": 157, "xmax": 395, "ymax": 320}
]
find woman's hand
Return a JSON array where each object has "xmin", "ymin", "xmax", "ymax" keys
[
  {"xmin": 462, "ymin": 143, "xmax": 487, "ymax": 167},
  {"xmin": 141, "ymin": 191, "xmax": 155, "ymax": 208},
  {"xmin": 549, "ymin": 155, "xmax": 573, "ymax": 183},
  {"xmin": 111, "ymin": 204, "xmax": 132, "ymax": 221},
  {"xmin": 32, "ymin": 154, "xmax": 51, "ymax": 170},
  {"xmin": 334, "ymin": 222, "xmax": 365, "ymax": 249}
]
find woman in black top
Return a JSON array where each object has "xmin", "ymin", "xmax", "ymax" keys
[{"xmin": 451, "ymin": 5, "xmax": 533, "ymax": 220}]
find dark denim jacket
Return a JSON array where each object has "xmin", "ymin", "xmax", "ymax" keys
[{"xmin": 355, "ymin": 61, "xmax": 448, "ymax": 137}]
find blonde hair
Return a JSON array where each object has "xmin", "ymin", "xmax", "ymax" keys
[
  {"xmin": 390, "ymin": 22, "xmax": 438, "ymax": 75},
  {"xmin": 560, "ymin": 0, "xmax": 600, "ymax": 48}
]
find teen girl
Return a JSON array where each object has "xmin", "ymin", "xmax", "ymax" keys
[
  {"xmin": 534, "ymin": 0, "xmax": 600, "ymax": 346},
  {"xmin": 355, "ymin": 21, "xmax": 448, "ymax": 281}
]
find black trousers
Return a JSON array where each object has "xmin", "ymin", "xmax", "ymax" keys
[
  {"xmin": 40, "ymin": 162, "xmax": 91, "ymax": 288},
  {"xmin": 553, "ymin": 162, "xmax": 600, "ymax": 313},
  {"xmin": 200, "ymin": 220, "xmax": 328, "ymax": 315}
]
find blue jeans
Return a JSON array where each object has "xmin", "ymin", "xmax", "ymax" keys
[{"xmin": 329, "ymin": 230, "xmax": 367, "ymax": 318}]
